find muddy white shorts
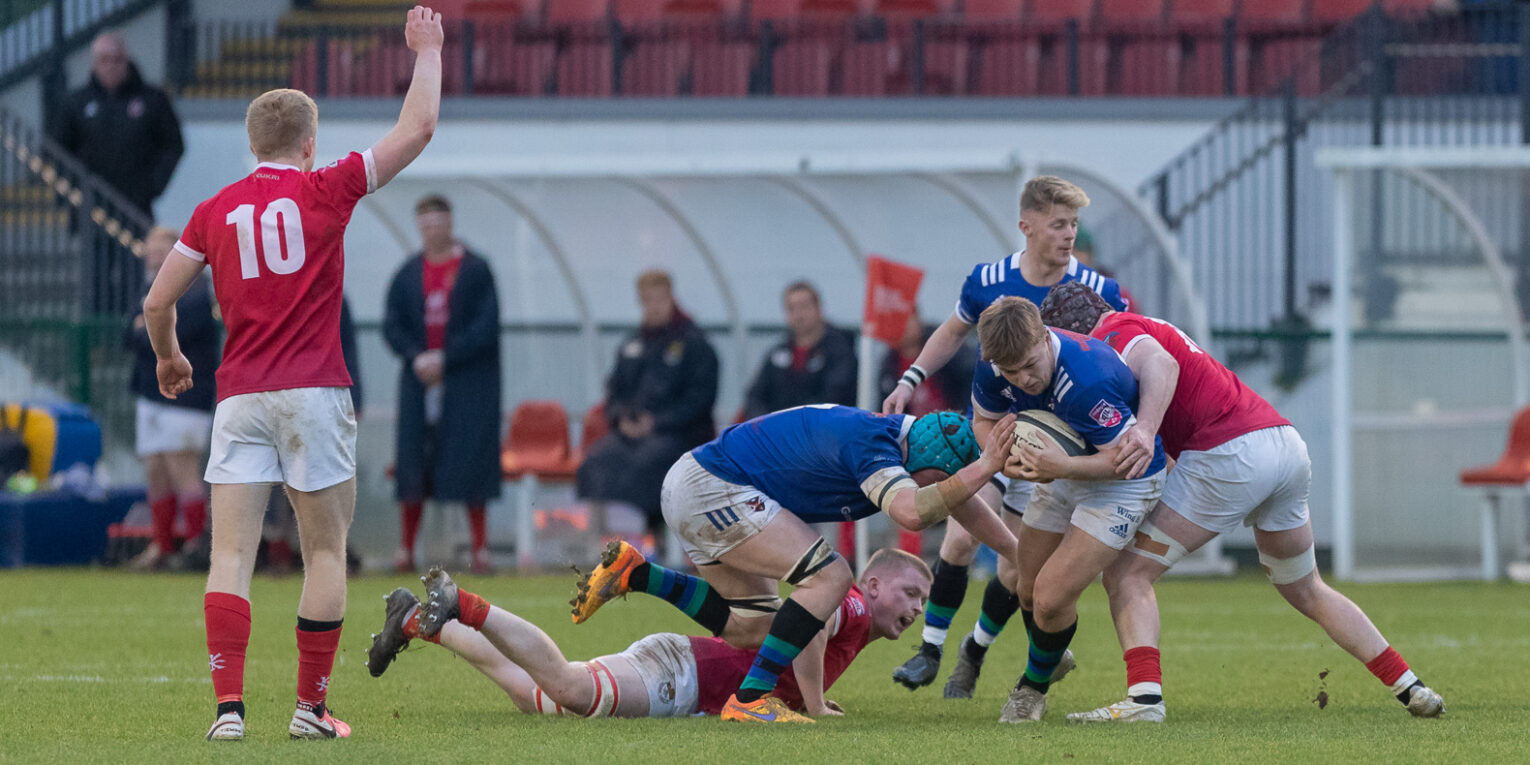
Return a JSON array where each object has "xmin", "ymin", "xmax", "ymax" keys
[
  {"xmin": 620, "ymin": 633, "xmax": 700, "ymax": 717},
  {"xmin": 1159, "ymin": 425, "xmax": 1311, "ymax": 534},
  {"xmin": 1022, "ymin": 469, "xmax": 1167, "ymax": 550},
  {"xmin": 134, "ymin": 398, "xmax": 212, "ymax": 457},
  {"xmin": 204, "ymin": 387, "xmax": 356, "ymax": 491},
  {"xmin": 661, "ymin": 452, "xmax": 783, "ymax": 566}
]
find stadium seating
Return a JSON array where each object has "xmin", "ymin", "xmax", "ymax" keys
[
  {"xmin": 502, "ymin": 400, "xmax": 578, "ymax": 480},
  {"xmin": 1458, "ymin": 404, "xmax": 1530, "ymax": 581}
]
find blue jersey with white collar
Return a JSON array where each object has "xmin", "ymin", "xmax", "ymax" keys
[
  {"xmin": 970, "ymin": 328, "xmax": 1166, "ymax": 478},
  {"xmin": 690, "ymin": 405, "xmax": 915, "ymax": 523},
  {"xmin": 954, "ymin": 253, "xmax": 1129, "ymax": 325}
]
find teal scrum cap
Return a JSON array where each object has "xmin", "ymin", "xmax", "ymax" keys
[{"xmin": 905, "ymin": 411, "xmax": 980, "ymax": 476}]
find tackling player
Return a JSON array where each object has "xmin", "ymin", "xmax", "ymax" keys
[
  {"xmin": 365, "ymin": 550, "xmax": 931, "ymax": 719},
  {"xmin": 143, "ymin": 5, "xmax": 444, "ymax": 741},
  {"xmin": 1038, "ymin": 282, "xmax": 1446, "ymax": 722},
  {"xmin": 967, "ymin": 296, "xmax": 1168, "ymax": 724},
  {"xmin": 883, "ymin": 177, "xmax": 1135, "ymax": 697},
  {"xmin": 569, "ymin": 405, "xmax": 1019, "ymax": 723}
]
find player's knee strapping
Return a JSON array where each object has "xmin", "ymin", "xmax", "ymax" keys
[
  {"xmin": 727, "ymin": 594, "xmax": 784, "ymax": 623},
  {"xmin": 533, "ymin": 661, "xmax": 620, "ymax": 718},
  {"xmin": 1129, "ymin": 522, "xmax": 1190, "ymax": 568},
  {"xmin": 738, "ymin": 599, "xmax": 828, "ymax": 700},
  {"xmin": 784, "ymin": 538, "xmax": 839, "ymax": 586},
  {"xmin": 1258, "ymin": 546, "xmax": 1317, "ymax": 585}
]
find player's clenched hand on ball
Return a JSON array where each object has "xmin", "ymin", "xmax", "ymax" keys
[
  {"xmin": 405, "ymin": 5, "xmax": 444, "ymax": 52},
  {"xmin": 976, "ymin": 414, "xmax": 1017, "ymax": 476}
]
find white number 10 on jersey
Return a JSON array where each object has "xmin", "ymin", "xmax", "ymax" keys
[{"xmin": 226, "ymin": 198, "xmax": 305, "ymax": 279}]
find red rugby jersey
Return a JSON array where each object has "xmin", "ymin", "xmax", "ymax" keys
[
  {"xmin": 690, "ymin": 585, "xmax": 874, "ymax": 714},
  {"xmin": 174, "ymin": 151, "xmax": 376, "ymax": 401},
  {"xmin": 1092, "ymin": 311, "xmax": 1289, "ymax": 458}
]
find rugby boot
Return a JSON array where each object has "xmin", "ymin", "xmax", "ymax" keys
[
  {"xmin": 205, "ymin": 712, "xmax": 244, "ymax": 741},
  {"xmin": 943, "ymin": 635, "xmax": 985, "ymax": 699},
  {"xmin": 571, "ymin": 540, "xmax": 645, "ymax": 624},
  {"xmin": 420, "ymin": 566, "xmax": 460, "ymax": 639},
  {"xmin": 1405, "ymin": 685, "xmax": 1445, "ymax": 718},
  {"xmin": 998, "ymin": 685, "xmax": 1048, "ymax": 723},
  {"xmin": 367, "ymin": 587, "xmax": 419, "ymax": 678},
  {"xmin": 720, "ymin": 694, "xmax": 815, "ymax": 724},
  {"xmin": 289, "ymin": 703, "xmax": 351, "ymax": 739},
  {"xmin": 892, "ymin": 642, "xmax": 942, "ymax": 690},
  {"xmin": 1066, "ymin": 698, "xmax": 1166, "ymax": 724}
]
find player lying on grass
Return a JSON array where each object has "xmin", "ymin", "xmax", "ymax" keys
[
  {"xmin": 884, "ymin": 177, "xmax": 1132, "ymax": 697},
  {"xmin": 967, "ymin": 296, "xmax": 1169, "ymax": 724},
  {"xmin": 570, "ymin": 405, "xmax": 1020, "ymax": 723},
  {"xmin": 1037, "ymin": 282, "xmax": 1445, "ymax": 722},
  {"xmin": 365, "ymin": 550, "xmax": 931, "ymax": 719}
]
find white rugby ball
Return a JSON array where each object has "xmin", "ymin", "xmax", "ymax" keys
[{"xmin": 1010, "ymin": 409, "xmax": 1097, "ymax": 463}]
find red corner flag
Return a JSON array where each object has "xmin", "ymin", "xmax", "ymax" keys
[{"xmin": 862, "ymin": 255, "xmax": 924, "ymax": 346}]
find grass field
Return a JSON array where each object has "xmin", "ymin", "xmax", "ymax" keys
[{"xmin": 1, "ymin": 567, "xmax": 1523, "ymax": 763}]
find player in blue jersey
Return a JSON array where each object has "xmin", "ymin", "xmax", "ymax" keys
[
  {"xmin": 964, "ymin": 297, "xmax": 1167, "ymax": 724},
  {"xmin": 566, "ymin": 405, "xmax": 1020, "ymax": 724},
  {"xmin": 885, "ymin": 176, "xmax": 1138, "ymax": 697}
]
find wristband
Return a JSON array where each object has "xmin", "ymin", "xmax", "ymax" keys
[{"xmin": 898, "ymin": 364, "xmax": 929, "ymax": 390}]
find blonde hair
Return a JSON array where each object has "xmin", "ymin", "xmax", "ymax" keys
[
  {"xmin": 860, "ymin": 548, "xmax": 933, "ymax": 586},
  {"xmin": 977, "ymin": 296, "xmax": 1048, "ymax": 367},
  {"xmin": 245, "ymin": 88, "xmax": 318, "ymax": 159},
  {"xmin": 636, "ymin": 269, "xmax": 672, "ymax": 292},
  {"xmin": 1019, "ymin": 175, "xmax": 1090, "ymax": 216}
]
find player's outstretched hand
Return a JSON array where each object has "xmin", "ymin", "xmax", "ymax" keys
[
  {"xmin": 976, "ymin": 414, "xmax": 1017, "ymax": 475},
  {"xmin": 811, "ymin": 700, "xmax": 845, "ymax": 717},
  {"xmin": 882, "ymin": 385, "xmax": 913, "ymax": 414},
  {"xmin": 404, "ymin": 5, "xmax": 444, "ymax": 53},
  {"xmin": 1113, "ymin": 425, "xmax": 1153, "ymax": 479},
  {"xmin": 156, "ymin": 354, "xmax": 194, "ymax": 400}
]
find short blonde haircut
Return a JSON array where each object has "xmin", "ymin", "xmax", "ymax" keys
[
  {"xmin": 977, "ymin": 296, "xmax": 1048, "ymax": 367},
  {"xmin": 636, "ymin": 269, "xmax": 672, "ymax": 292},
  {"xmin": 1020, "ymin": 175, "xmax": 1090, "ymax": 216},
  {"xmin": 860, "ymin": 548, "xmax": 933, "ymax": 586},
  {"xmin": 246, "ymin": 88, "xmax": 318, "ymax": 159}
]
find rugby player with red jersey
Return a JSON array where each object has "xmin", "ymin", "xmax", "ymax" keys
[
  {"xmin": 143, "ymin": 5, "xmax": 446, "ymax": 742},
  {"xmin": 1037, "ymin": 282, "xmax": 1444, "ymax": 723},
  {"xmin": 363, "ymin": 550, "xmax": 930, "ymax": 720}
]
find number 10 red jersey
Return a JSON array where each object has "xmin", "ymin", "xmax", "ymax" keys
[{"xmin": 174, "ymin": 150, "xmax": 377, "ymax": 402}]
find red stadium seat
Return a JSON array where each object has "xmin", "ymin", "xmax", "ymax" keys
[
  {"xmin": 973, "ymin": 32, "xmax": 1039, "ymax": 95},
  {"xmin": 1099, "ymin": 0, "xmax": 1164, "ymax": 26},
  {"xmin": 623, "ymin": 39, "xmax": 691, "ymax": 95},
  {"xmin": 1030, "ymin": 0, "xmax": 1096, "ymax": 24},
  {"xmin": 1457, "ymin": 404, "xmax": 1530, "ymax": 580},
  {"xmin": 772, "ymin": 38, "xmax": 836, "ymax": 94},
  {"xmin": 841, "ymin": 40, "xmax": 895, "ymax": 95},
  {"xmin": 501, "ymin": 400, "xmax": 576, "ymax": 481},
  {"xmin": 614, "ymin": 0, "xmax": 668, "ymax": 24},
  {"xmin": 920, "ymin": 33, "xmax": 970, "ymax": 94},
  {"xmin": 576, "ymin": 401, "xmax": 609, "ymax": 459},
  {"xmin": 664, "ymin": 0, "xmax": 744, "ymax": 20},
  {"xmin": 1311, "ymin": 0, "xmax": 1377, "ymax": 24},
  {"xmin": 557, "ymin": 39, "xmax": 615, "ymax": 94},
  {"xmin": 475, "ymin": 23, "xmax": 559, "ymax": 94},
  {"xmin": 750, "ymin": 0, "xmax": 803, "ymax": 21},
  {"xmin": 689, "ymin": 38, "xmax": 755, "ymax": 94},
  {"xmin": 547, "ymin": 0, "xmax": 611, "ymax": 23},
  {"xmin": 959, "ymin": 0, "xmax": 1023, "ymax": 21},
  {"xmin": 875, "ymin": 0, "xmax": 955, "ymax": 20},
  {"xmin": 1239, "ymin": 0, "xmax": 1304, "ymax": 26},
  {"xmin": 1169, "ymin": 0, "xmax": 1233, "ymax": 25},
  {"xmin": 462, "ymin": 0, "xmax": 531, "ymax": 21}
]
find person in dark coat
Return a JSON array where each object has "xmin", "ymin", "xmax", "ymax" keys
[
  {"xmin": 385, "ymin": 195, "xmax": 502, "ymax": 574},
  {"xmin": 124, "ymin": 226, "xmax": 219, "ymax": 570},
  {"xmin": 743, "ymin": 280, "xmax": 857, "ymax": 420},
  {"xmin": 578, "ymin": 269, "xmax": 719, "ymax": 541},
  {"xmin": 51, "ymin": 32, "xmax": 184, "ymax": 315}
]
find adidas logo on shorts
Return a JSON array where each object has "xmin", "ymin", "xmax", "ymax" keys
[{"xmin": 1107, "ymin": 523, "xmax": 1129, "ymax": 538}]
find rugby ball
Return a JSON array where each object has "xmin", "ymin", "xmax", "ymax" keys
[{"xmin": 1010, "ymin": 409, "xmax": 1096, "ymax": 462}]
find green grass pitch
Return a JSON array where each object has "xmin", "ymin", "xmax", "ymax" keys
[{"xmin": 1, "ymin": 568, "xmax": 1523, "ymax": 763}]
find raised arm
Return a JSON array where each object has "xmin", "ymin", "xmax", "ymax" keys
[
  {"xmin": 368, "ymin": 6, "xmax": 443, "ymax": 189},
  {"xmin": 882, "ymin": 314, "xmax": 974, "ymax": 413}
]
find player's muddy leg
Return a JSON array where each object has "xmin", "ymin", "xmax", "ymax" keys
[
  {"xmin": 202, "ymin": 482, "xmax": 272, "ymax": 739},
  {"xmin": 287, "ymin": 477, "xmax": 356, "ymax": 736},
  {"xmin": 683, "ymin": 562, "xmax": 780, "ymax": 648},
  {"xmin": 435, "ymin": 619, "xmax": 539, "ymax": 711},
  {"xmin": 206, "ymin": 483, "xmax": 272, "ymax": 600}
]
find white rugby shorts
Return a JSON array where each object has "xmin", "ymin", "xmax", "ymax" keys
[
  {"xmin": 135, "ymin": 398, "xmax": 212, "ymax": 457},
  {"xmin": 661, "ymin": 452, "xmax": 783, "ymax": 566},
  {"xmin": 1022, "ymin": 469, "xmax": 1167, "ymax": 550},
  {"xmin": 1158, "ymin": 425, "xmax": 1311, "ymax": 534},
  {"xmin": 204, "ymin": 387, "xmax": 356, "ymax": 492},
  {"xmin": 618, "ymin": 633, "xmax": 700, "ymax": 717}
]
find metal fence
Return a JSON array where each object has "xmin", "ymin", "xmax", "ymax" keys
[{"xmin": 1138, "ymin": 2, "xmax": 1530, "ymax": 340}]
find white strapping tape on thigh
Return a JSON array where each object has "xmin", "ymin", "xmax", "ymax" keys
[
  {"xmin": 584, "ymin": 661, "xmax": 620, "ymax": 718},
  {"xmin": 728, "ymin": 594, "xmax": 784, "ymax": 619},
  {"xmin": 1127, "ymin": 522, "xmax": 1189, "ymax": 568},
  {"xmin": 1258, "ymin": 546, "xmax": 1317, "ymax": 585}
]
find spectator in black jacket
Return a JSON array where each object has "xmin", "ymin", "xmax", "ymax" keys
[
  {"xmin": 742, "ymin": 281, "xmax": 857, "ymax": 420},
  {"xmin": 124, "ymin": 226, "xmax": 219, "ymax": 570},
  {"xmin": 577, "ymin": 269, "xmax": 719, "ymax": 541},
  {"xmin": 876, "ymin": 314, "xmax": 975, "ymax": 417},
  {"xmin": 51, "ymin": 31, "xmax": 184, "ymax": 316}
]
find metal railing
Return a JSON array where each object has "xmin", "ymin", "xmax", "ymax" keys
[
  {"xmin": 1137, "ymin": 2, "xmax": 1530, "ymax": 337},
  {"xmin": 0, "ymin": 0, "xmax": 161, "ymax": 93}
]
